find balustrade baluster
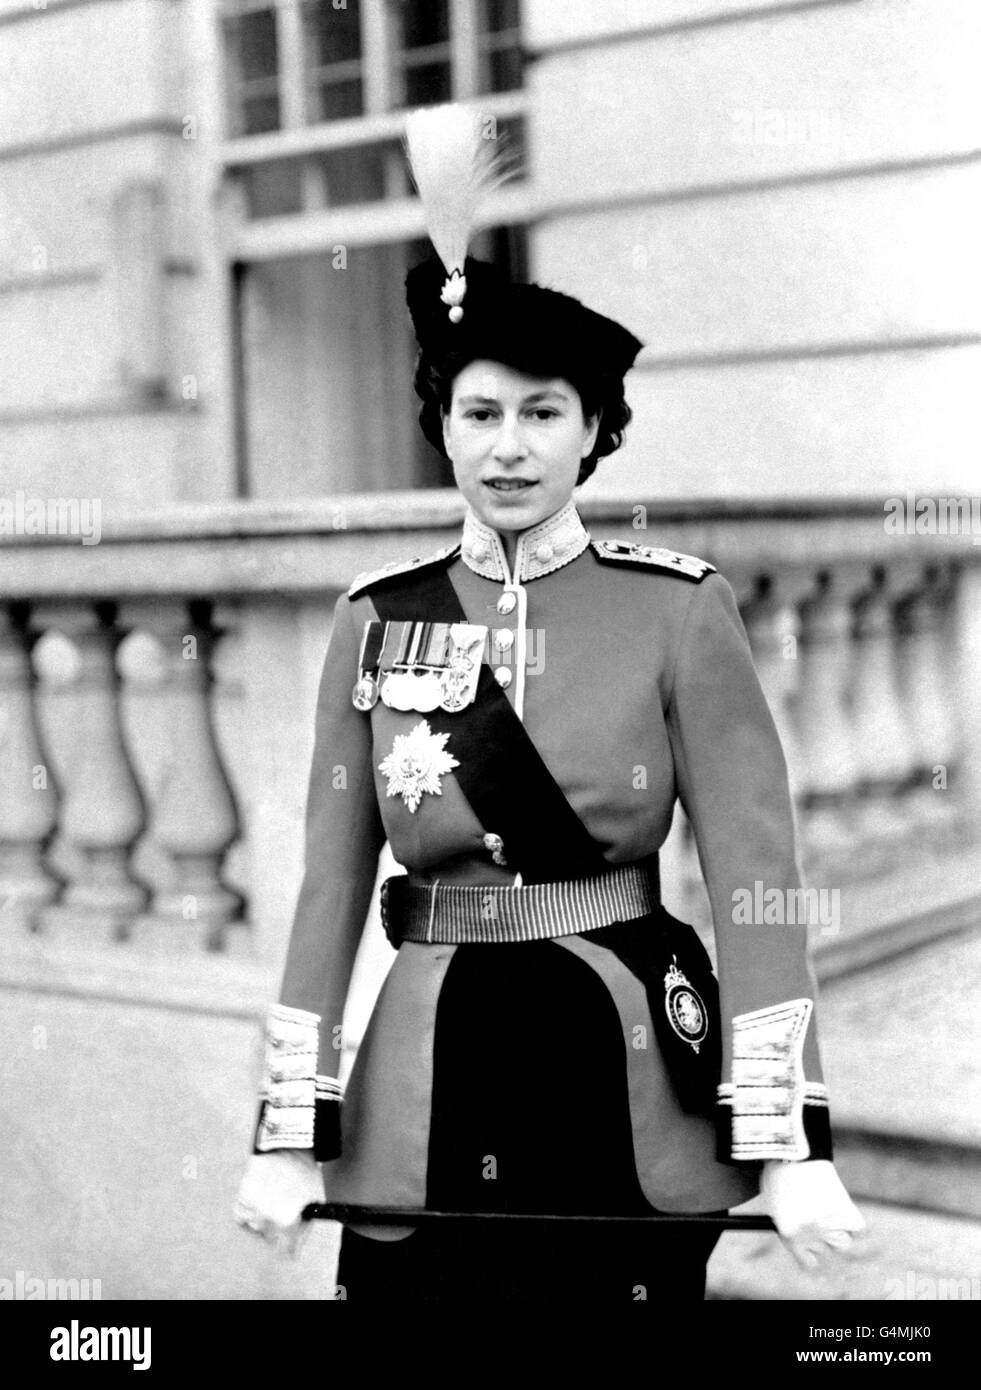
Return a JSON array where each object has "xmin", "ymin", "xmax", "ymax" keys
[
  {"xmin": 37, "ymin": 603, "xmax": 147, "ymax": 937},
  {"xmin": 0, "ymin": 604, "xmax": 61, "ymax": 929},
  {"xmin": 894, "ymin": 563, "xmax": 960, "ymax": 838},
  {"xmin": 850, "ymin": 565, "xmax": 918, "ymax": 854},
  {"xmin": 742, "ymin": 571, "xmax": 807, "ymax": 803},
  {"xmin": 951, "ymin": 562, "xmax": 981, "ymax": 837},
  {"xmin": 794, "ymin": 567, "xmax": 863, "ymax": 868},
  {"xmin": 128, "ymin": 600, "xmax": 243, "ymax": 949}
]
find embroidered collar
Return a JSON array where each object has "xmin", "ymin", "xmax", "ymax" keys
[{"xmin": 460, "ymin": 498, "xmax": 590, "ymax": 584}]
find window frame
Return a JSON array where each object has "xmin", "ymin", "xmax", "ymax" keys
[{"xmin": 217, "ymin": 0, "xmax": 532, "ymax": 260}]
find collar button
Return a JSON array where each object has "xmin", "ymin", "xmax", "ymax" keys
[{"xmin": 535, "ymin": 542, "xmax": 554, "ymax": 564}]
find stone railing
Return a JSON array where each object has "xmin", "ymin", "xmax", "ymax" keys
[
  {"xmin": 1, "ymin": 493, "xmax": 980, "ymax": 1011},
  {"xmin": 645, "ymin": 498, "xmax": 981, "ymax": 969}
]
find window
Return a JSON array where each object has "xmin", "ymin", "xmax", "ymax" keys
[
  {"xmin": 221, "ymin": 1, "xmax": 525, "ymax": 138},
  {"xmin": 217, "ymin": 0, "xmax": 530, "ymax": 498},
  {"xmin": 477, "ymin": 0, "xmax": 523, "ymax": 94},
  {"xmin": 222, "ymin": 2, "xmax": 280, "ymax": 137},
  {"xmin": 304, "ymin": 0, "xmax": 365, "ymax": 122},
  {"xmin": 395, "ymin": 1, "xmax": 451, "ymax": 109}
]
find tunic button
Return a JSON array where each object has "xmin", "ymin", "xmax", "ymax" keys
[
  {"xmin": 496, "ymin": 592, "xmax": 517, "ymax": 615},
  {"xmin": 482, "ymin": 832, "xmax": 507, "ymax": 866},
  {"xmin": 493, "ymin": 629, "xmax": 514, "ymax": 651},
  {"xmin": 494, "ymin": 666, "xmax": 513, "ymax": 689},
  {"xmin": 535, "ymin": 542, "xmax": 554, "ymax": 563}
]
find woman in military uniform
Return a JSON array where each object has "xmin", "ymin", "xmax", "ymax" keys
[{"xmin": 234, "ymin": 107, "xmax": 864, "ymax": 1301}]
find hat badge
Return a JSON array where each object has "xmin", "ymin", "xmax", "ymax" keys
[{"xmin": 440, "ymin": 268, "xmax": 467, "ymax": 323}]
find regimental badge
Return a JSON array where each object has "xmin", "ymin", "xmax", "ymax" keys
[
  {"xmin": 378, "ymin": 719, "xmax": 460, "ymax": 813},
  {"xmin": 663, "ymin": 956, "xmax": 709, "ymax": 1054}
]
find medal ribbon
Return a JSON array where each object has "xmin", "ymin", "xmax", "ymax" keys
[{"xmin": 358, "ymin": 621, "xmax": 387, "ymax": 678}]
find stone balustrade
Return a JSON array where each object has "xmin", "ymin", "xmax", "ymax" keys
[{"xmin": 1, "ymin": 493, "xmax": 979, "ymax": 987}]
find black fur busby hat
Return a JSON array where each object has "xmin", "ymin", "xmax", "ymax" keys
[
  {"xmin": 405, "ymin": 253, "xmax": 643, "ymax": 386},
  {"xmin": 402, "ymin": 105, "xmax": 643, "ymax": 470}
]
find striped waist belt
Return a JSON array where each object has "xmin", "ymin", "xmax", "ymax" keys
[{"xmin": 381, "ymin": 861, "xmax": 660, "ymax": 945}]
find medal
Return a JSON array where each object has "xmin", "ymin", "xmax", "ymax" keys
[
  {"xmin": 408, "ymin": 669, "xmax": 442, "ymax": 712},
  {"xmin": 448, "ymin": 623, "xmax": 485, "ymax": 659},
  {"xmin": 381, "ymin": 671, "xmax": 414, "ymax": 710},
  {"xmin": 371, "ymin": 619, "xmax": 487, "ymax": 714},
  {"xmin": 380, "ymin": 623, "xmax": 416, "ymax": 709},
  {"xmin": 351, "ymin": 621, "xmax": 388, "ymax": 712},
  {"xmin": 352, "ymin": 673, "xmax": 378, "ymax": 711},
  {"xmin": 437, "ymin": 624, "xmax": 485, "ymax": 711},
  {"xmin": 663, "ymin": 956, "xmax": 709, "ymax": 1054},
  {"xmin": 379, "ymin": 719, "xmax": 460, "ymax": 813},
  {"xmin": 439, "ymin": 667, "xmax": 473, "ymax": 712}
]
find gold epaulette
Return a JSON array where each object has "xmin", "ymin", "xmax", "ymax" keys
[
  {"xmin": 589, "ymin": 539, "xmax": 716, "ymax": 582},
  {"xmin": 347, "ymin": 543, "xmax": 461, "ymax": 599}
]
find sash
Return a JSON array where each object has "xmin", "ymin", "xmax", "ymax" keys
[{"xmin": 366, "ymin": 563, "xmax": 611, "ymax": 883}]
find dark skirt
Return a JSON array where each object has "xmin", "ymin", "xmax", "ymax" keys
[{"xmin": 335, "ymin": 937, "xmax": 723, "ymax": 1301}]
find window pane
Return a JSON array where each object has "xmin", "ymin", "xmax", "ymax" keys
[
  {"xmin": 478, "ymin": 42, "xmax": 524, "ymax": 95},
  {"xmin": 223, "ymin": 6, "xmax": 279, "ymax": 136},
  {"xmin": 240, "ymin": 91, "xmax": 282, "ymax": 136},
  {"xmin": 240, "ymin": 160, "xmax": 304, "ymax": 218},
  {"xmin": 467, "ymin": 223, "xmax": 528, "ymax": 281},
  {"xmin": 319, "ymin": 142, "xmax": 403, "ymax": 206},
  {"xmin": 403, "ymin": 61, "xmax": 452, "ymax": 108},
  {"xmin": 304, "ymin": 0, "xmax": 362, "ymax": 65},
  {"xmin": 478, "ymin": 0, "xmax": 520, "ymax": 35},
  {"xmin": 400, "ymin": 0, "xmax": 450, "ymax": 49},
  {"xmin": 239, "ymin": 243, "xmax": 425, "ymax": 498},
  {"xmin": 311, "ymin": 76, "xmax": 364, "ymax": 121},
  {"xmin": 224, "ymin": 8, "xmax": 278, "ymax": 83}
]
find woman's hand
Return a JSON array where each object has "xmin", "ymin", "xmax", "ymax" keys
[
  {"xmin": 234, "ymin": 1150, "xmax": 325, "ymax": 1257},
  {"xmin": 762, "ymin": 1159, "xmax": 867, "ymax": 1272}
]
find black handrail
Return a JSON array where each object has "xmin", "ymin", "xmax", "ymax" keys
[{"xmin": 304, "ymin": 1203, "xmax": 776, "ymax": 1230}]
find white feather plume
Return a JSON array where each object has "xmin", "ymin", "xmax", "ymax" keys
[{"xmin": 404, "ymin": 104, "xmax": 512, "ymax": 280}]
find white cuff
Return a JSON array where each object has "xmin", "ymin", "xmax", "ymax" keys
[{"xmin": 719, "ymin": 998, "xmax": 814, "ymax": 1161}]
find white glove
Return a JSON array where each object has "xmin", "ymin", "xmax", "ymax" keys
[
  {"xmin": 762, "ymin": 1159, "xmax": 867, "ymax": 1271},
  {"xmin": 233, "ymin": 1150, "xmax": 325, "ymax": 1258}
]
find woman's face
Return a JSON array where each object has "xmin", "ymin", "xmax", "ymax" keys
[{"xmin": 442, "ymin": 359, "xmax": 600, "ymax": 534}]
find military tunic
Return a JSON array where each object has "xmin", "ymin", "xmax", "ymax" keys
[{"xmin": 254, "ymin": 498, "xmax": 832, "ymax": 1293}]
